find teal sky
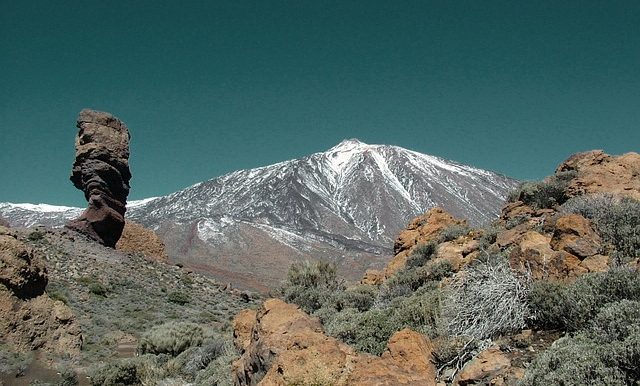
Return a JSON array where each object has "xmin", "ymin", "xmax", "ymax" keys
[{"xmin": 1, "ymin": 1, "xmax": 639, "ymax": 207}]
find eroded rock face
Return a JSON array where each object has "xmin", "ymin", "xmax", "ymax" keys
[
  {"xmin": 556, "ymin": 150, "xmax": 640, "ymax": 200},
  {"xmin": 0, "ymin": 228, "xmax": 82, "ymax": 357},
  {"xmin": 0, "ymin": 228, "xmax": 47, "ymax": 299},
  {"xmin": 233, "ymin": 299, "xmax": 437, "ymax": 386},
  {"xmin": 66, "ymin": 109, "xmax": 131, "ymax": 247}
]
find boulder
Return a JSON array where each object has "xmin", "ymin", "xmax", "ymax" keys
[
  {"xmin": 453, "ymin": 346, "xmax": 513, "ymax": 386},
  {"xmin": 509, "ymin": 231, "xmax": 587, "ymax": 280},
  {"xmin": 66, "ymin": 109, "xmax": 131, "ymax": 248},
  {"xmin": 347, "ymin": 329, "xmax": 437, "ymax": 386},
  {"xmin": 0, "ymin": 232, "xmax": 47, "ymax": 299},
  {"xmin": 550, "ymin": 214, "xmax": 602, "ymax": 258},
  {"xmin": 233, "ymin": 299, "xmax": 438, "ymax": 386},
  {"xmin": 116, "ymin": 221, "xmax": 169, "ymax": 263}
]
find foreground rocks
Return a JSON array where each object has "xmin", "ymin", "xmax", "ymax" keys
[
  {"xmin": 233, "ymin": 299, "xmax": 437, "ymax": 386},
  {"xmin": 0, "ymin": 226, "xmax": 82, "ymax": 359},
  {"xmin": 66, "ymin": 109, "xmax": 131, "ymax": 248}
]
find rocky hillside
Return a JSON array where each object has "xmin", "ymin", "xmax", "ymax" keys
[
  {"xmin": 1, "ymin": 139, "xmax": 518, "ymax": 291},
  {"xmin": 0, "ymin": 224, "xmax": 259, "ymax": 385},
  {"xmin": 233, "ymin": 150, "xmax": 640, "ymax": 385}
]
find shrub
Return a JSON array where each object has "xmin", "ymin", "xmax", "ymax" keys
[
  {"xmin": 561, "ymin": 194, "xmax": 640, "ymax": 263},
  {"xmin": 333, "ymin": 284, "xmax": 377, "ymax": 312},
  {"xmin": 379, "ymin": 260, "xmax": 452, "ymax": 303},
  {"xmin": 89, "ymin": 282, "xmax": 108, "ymax": 297},
  {"xmin": 280, "ymin": 261, "xmax": 345, "ymax": 313},
  {"xmin": 406, "ymin": 242, "xmax": 437, "ymax": 268},
  {"xmin": 326, "ymin": 288, "xmax": 443, "ymax": 355},
  {"xmin": 324, "ymin": 308, "xmax": 397, "ymax": 355},
  {"xmin": 529, "ymin": 267, "xmax": 640, "ymax": 331},
  {"xmin": 90, "ymin": 355, "xmax": 169, "ymax": 386},
  {"xmin": 437, "ymin": 225, "xmax": 471, "ymax": 243},
  {"xmin": 168, "ymin": 291, "xmax": 190, "ymax": 305},
  {"xmin": 27, "ymin": 231, "xmax": 44, "ymax": 241},
  {"xmin": 90, "ymin": 358, "xmax": 140, "ymax": 385},
  {"xmin": 521, "ymin": 300, "xmax": 640, "ymax": 385},
  {"xmin": 166, "ymin": 337, "xmax": 233, "ymax": 380},
  {"xmin": 508, "ymin": 171, "xmax": 576, "ymax": 209},
  {"xmin": 442, "ymin": 254, "xmax": 530, "ymax": 339},
  {"xmin": 138, "ymin": 322, "xmax": 204, "ymax": 356}
]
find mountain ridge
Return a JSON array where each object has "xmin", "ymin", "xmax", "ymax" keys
[{"xmin": 1, "ymin": 139, "xmax": 519, "ymax": 290}]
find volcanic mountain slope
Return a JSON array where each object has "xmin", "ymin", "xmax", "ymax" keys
[{"xmin": 1, "ymin": 140, "xmax": 518, "ymax": 291}]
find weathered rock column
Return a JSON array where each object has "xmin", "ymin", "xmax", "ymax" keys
[{"xmin": 65, "ymin": 109, "xmax": 131, "ymax": 247}]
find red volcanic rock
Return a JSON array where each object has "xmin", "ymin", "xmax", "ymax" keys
[
  {"xmin": 556, "ymin": 150, "xmax": 640, "ymax": 200},
  {"xmin": 66, "ymin": 109, "xmax": 131, "ymax": 247}
]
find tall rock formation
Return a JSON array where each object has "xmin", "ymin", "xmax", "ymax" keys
[{"xmin": 65, "ymin": 109, "xmax": 131, "ymax": 247}]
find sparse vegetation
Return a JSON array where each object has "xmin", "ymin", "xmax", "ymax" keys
[
  {"xmin": 508, "ymin": 170, "xmax": 577, "ymax": 209},
  {"xmin": 520, "ymin": 300, "xmax": 640, "ymax": 385},
  {"xmin": 529, "ymin": 267, "xmax": 640, "ymax": 331},
  {"xmin": 437, "ymin": 224, "xmax": 471, "ymax": 243},
  {"xmin": 561, "ymin": 194, "xmax": 640, "ymax": 263},
  {"xmin": 280, "ymin": 260, "xmax": 345, "ymax": 314},
  {"xmin": 138, "ymin": 321, "xmax": 204, "ymax": 356},
  {"xmin": 442, "ymin": 253, "xmax": 531, "ymax": 339}
]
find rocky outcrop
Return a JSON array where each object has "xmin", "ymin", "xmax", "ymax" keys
[
  {"xmin": 556, "ymin": 150, "xmax": 640, "ymax": 200},
  {"xmin": 550, "ymin": 214, "xmax": 602, "ymax": 258},
  {"xmin": 0, "ymin": 226, "xmax": 82, "ymax": 358},
  {"xmin": 453, "ymin": 346, "xmax": 521, "ymax": 386},
  {"xmin": 0, "ymin": 227, "xmax": 47, "ymax": 299},
  {"xmin": 233, "ymin": 299, "xmax": 437, "ymax": 386},
  {"xmin": 116, "ymin": 221, "xmax": 169, "ymax": 263},
  {"xmin": 382, "ymin": 208, "xmax": 466, "ymax": 279},
  {"xmin": 0, "ymin": 216, "xmax": 9, "ymax": 227},
  {"xmin": 66, "ymin": 109, "xmax": 131, "ymax": 248}
]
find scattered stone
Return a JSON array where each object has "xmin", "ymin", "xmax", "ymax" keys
[{"xmin": 66, "ymin": 109, "xmax": 131, "ymax": 248}]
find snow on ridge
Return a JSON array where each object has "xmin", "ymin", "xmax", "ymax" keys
[{"xmin": 1, "ymin": 203, "xmax": 81, "ymax": 212}]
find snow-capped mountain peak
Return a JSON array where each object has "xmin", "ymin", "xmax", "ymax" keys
[{"xmin": 1, "ymin": 140, "xmax": 519, "ymax": 290}]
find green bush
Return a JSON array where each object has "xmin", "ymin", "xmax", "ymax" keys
[
  {"xmin": 437, "ymin": 225, "xmax": 471, "ymax": 243},
  {"xmin": 406, "ymin": 241, "xmax": 437, "ymax": 268},
  {"xmin": 561, "ymin": 194, "xmax": 640, "ymax": 263},
  {"xmin": 324, "ymin": 308, "xmax": 397, "ymax": 355},
  {"xmin": 508, "ymin": 171, "xmax": 576, "ymax": 209},
  {"xmin": 138, "ymin": 322, "xmax": 204, "ymax": 356},
  {"xmin": 89, "ymin": 282, "xmax": 109, "ymax": 297},
  {"xmin": 521, "ymin": 300, "xmax": 640, "ymax": 385},
  {"xmin": 325, "ymin": 288, "xmax": 442, "ymax": 355},
  {"xmin": 280, "ymin": 261, "xmax": 345, "ymax": 313},
  {"xmin": 380, "ymin": 260, "xmax": 453, "ymax": 302},
  {"xmin": 442, "ymin": 254, "xmax": 530, "ymax": 339},
  {"xmin": 90, "ymin": 355, "xmax": 169, "ymax": 386},
  {"xmin": 168, "ymin": 291, "xmax": 190, "ymax": 305},
  {"xmin": 529, "ymin": 267, "xmax": 640, "ymax": 331},
  {"xmin": 90, "ymin": 358, "xmax": 140, "ymax": 385},
  {"xmin": 333, "ymin": 284, "xmax": 377, "ymax": 312}
]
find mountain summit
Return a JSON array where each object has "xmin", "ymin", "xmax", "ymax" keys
[{"xmin": 1, "ymin": 140, "xmax": 518, "ymax": 290}]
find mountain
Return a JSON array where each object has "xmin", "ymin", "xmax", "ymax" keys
[{"xmin": 0, "ymin": 139, "xmax": 518, "ymax": 291}]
